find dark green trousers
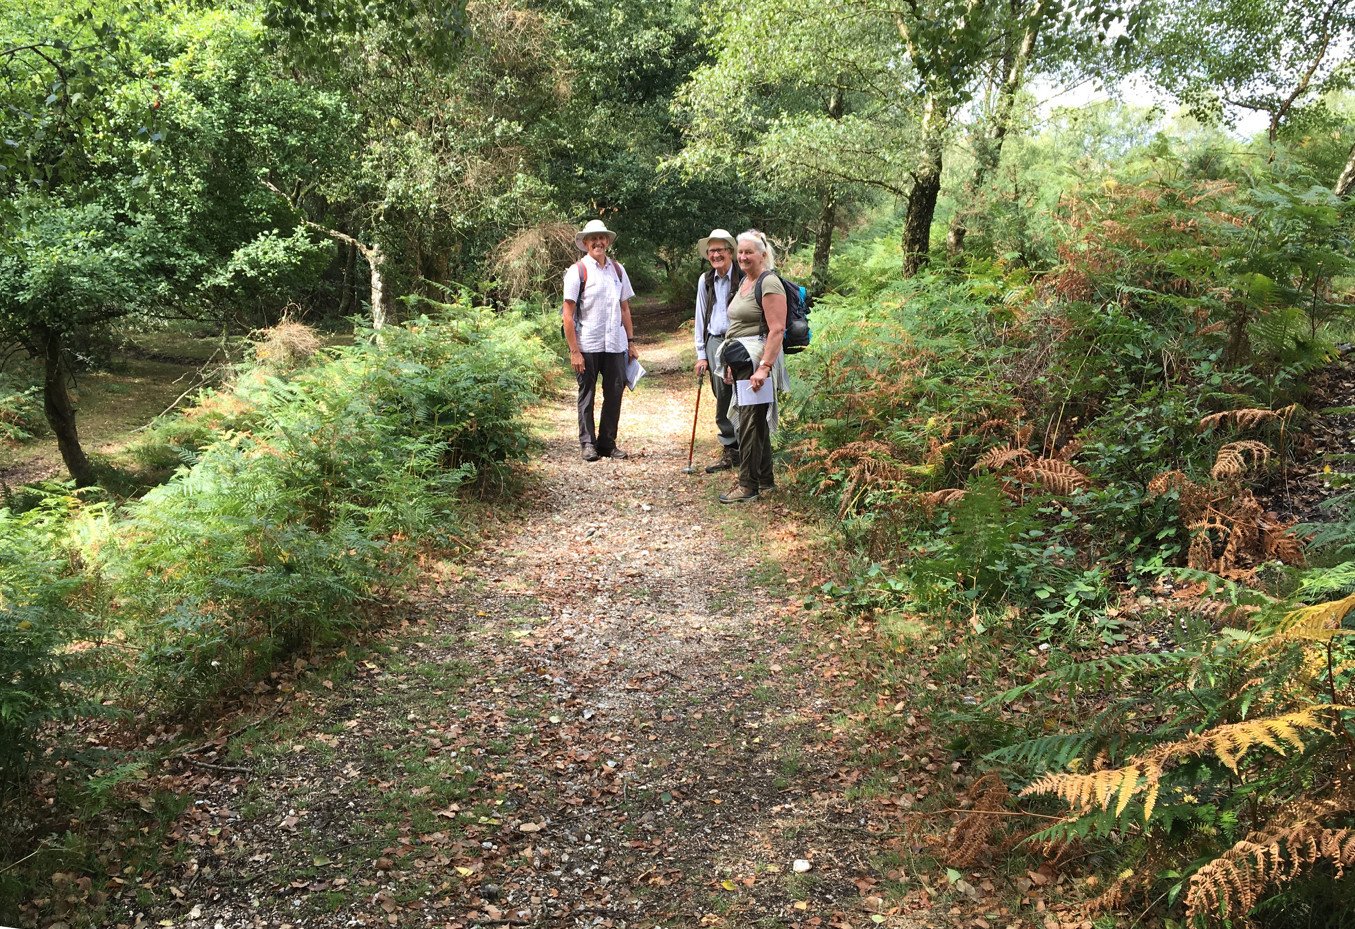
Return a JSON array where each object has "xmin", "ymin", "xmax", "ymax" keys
[{"xmin": 736, "ymin": 403, "xmax": 774, "ymax": 490}]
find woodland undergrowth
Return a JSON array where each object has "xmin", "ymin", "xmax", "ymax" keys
[
  {"xmin": 0, "ymin": 302, "xmax": 549, "ymax": 915},
  {"xmin": 785, "ymin": 168, "xmax": 1355, "ymax": 927}
]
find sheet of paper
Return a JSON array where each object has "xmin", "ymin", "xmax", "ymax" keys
[
  {"xmin": 626, "ymin": 358, "xmax": 646, "ymax": 390},
  {"xmin": 735, "ymin": 378, "xmax": 775, "ymax": 405}
]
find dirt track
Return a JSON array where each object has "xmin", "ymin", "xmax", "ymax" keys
[{"xmin": 105, "ymin": 304, "xmax": 921, "ymax": 929}]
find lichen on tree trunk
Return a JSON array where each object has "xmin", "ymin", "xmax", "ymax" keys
[{"xmin": 1337, "ymin": 141, "xmax": 1355, "ymax": 199}]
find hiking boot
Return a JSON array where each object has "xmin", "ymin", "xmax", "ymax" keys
[
  {"xmin": 704, "ymin": 446, "xmax": 739, "ymax": 473},
  {"xmin": 581, "ymin": 443, "xmax": 600, "ymax": 462},
  {"xmin": 718, "ymin": 484, "xmax": 760, "ymax": 504},
  {"xmin": 604, "ymin": 447, "xmax": 629, "ymax": 460}
]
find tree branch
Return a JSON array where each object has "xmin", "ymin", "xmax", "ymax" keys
[{"xmin": 1269, "ymin": 21, "xmax": 1333, "ymax": 143}]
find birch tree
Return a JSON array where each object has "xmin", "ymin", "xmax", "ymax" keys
[{"xmin": 1143, "ymin": 0, "xmax": 1355, "ymax": 149}]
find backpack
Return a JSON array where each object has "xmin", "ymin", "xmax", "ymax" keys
[
  {"xmin": 561, "ymin": 259, "xmax": 625, "ymax": 341},
  {"xmin": 753, "ymin": 271, "xmax": 812, "ymax": 354}
]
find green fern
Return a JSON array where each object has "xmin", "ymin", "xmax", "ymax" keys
[
  {"xmin": 990, "ymin": 650, "xmax": 1203, "ymax": 707},
  {"xmin": 984, "ymin": 731, "xmax": 1100, "ymax": 770}
]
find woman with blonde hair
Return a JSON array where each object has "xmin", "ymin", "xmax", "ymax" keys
[{"xmin": 714, "ymin": 230, "xmax": 790, "ymax": 503}]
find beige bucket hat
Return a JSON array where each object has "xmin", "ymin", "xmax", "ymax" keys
[
  {"xmin": 697, "ymin": 228, "xmax": 737, "ymax": 258},
  {"xmin": 575, "ymin": 219, "xmax": 618, "ymax": 252}
]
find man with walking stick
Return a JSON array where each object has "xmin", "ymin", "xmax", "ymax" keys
[{"xmin": 692, "ymin": 229, "xmax": 743, "ymax": 472}]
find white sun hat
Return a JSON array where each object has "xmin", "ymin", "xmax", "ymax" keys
[
  {"xmin": 697, "ymin": 228, "xmax": 737, "ymax": 258},
  {"xmin": 575, "ymin": 219, "xmax": 618, "ymax": 252}
]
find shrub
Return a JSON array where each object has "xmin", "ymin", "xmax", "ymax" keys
[
  {"xmin": 0, "ymin": 492, "xmax": 93, "ymax": 786},
  {"xmin": 99, "ymin": 308, "xmax": 547, "ymax": 708},
  {"xmin": 794, "ymin": 170, "xmax": 1354, "ymax": 925},
  {"xmin": 0, "ymin": 374, "xmax": 46, "ymax": 442}
]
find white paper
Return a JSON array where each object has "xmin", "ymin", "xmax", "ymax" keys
[
  {"xmin": 735, "ymin": 378, "xmax": 775, "ymax": 405},
  {"xmin": 626, "ymin": 358, "xmax": 646, "ymax": 390}
]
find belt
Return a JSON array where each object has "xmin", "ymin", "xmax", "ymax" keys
[{"xmin": 709, "ymin": 331, "xmax": 726, "ymax": 338}]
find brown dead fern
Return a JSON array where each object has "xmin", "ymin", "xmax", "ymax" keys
[
  {"xmin": 1054, "ymin": 439, "xmax": 1084, "ymax": 462},
  {"xmin": 824, "ymin": 441, "xmax": 912, "ymax": 518},
  {"xmin": 937, "ymin": 774, "xmax": 1015, "ymax": 868},
  {"xmin": 1261, "ymin": 520, "xmax": 1306, "ymax": 567},
  {"xmin": 489, "ymin": 221, "xmax": 579, "ymax": 301},
  {"xmin": 1186, "ymin": 821, "xmax": 1355, "ymax": 924},
  {"xmin": 919, "ymin": 488, "xmax": 967, "ymax": 510},
  {"xmin": 972, "ymin": 446, "xmax": 1035, "ymax": 472},
  {"xmin": 1013, "ymin": 458, "xmax": 1092, "ymax": 495},
  {"xmin": 1147, "ymin": 470, "xmax": 1212, "ymax": 522},
  {"xmin": 1212, "ymin": 440, "xmax": 1273, "ymax": 481},
  {"xmin": 1198, "ymin": 404, "xmax": 1299, "ymax": 433}
]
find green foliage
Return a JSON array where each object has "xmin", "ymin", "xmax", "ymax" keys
[
  {"xmin": 796, "ymin": 157, "xmax": 1355, "ymax": 923},
  {"xmin": 1, "ymin": 307, "xmax": 546, "ymax": 734},
  {"xmin": 0, "ymin": 374, "xmax": 45, "ymax": 441},
  {"xmin": 0, "ymin": 492, "xmax": 93, "ymax": 786},
  {"xmin": 1139, "ymin": 0, "xmax": 1355, "ymax": 135},
  {"xmin": 989, "ymin": 587, "xmax": 1355, "ymax": 923},
  {"xmin": 102, "ymin": 309, "xmax": 545, "ymax": 706}
]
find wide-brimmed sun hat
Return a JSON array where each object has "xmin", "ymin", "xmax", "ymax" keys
[
  {"xmin": 575, "ymin": 219, "xmax": 618, "ymax": 252},
  {"xmin": 697, "ymin": 228, "xmax": 737, "ymax": 258}
]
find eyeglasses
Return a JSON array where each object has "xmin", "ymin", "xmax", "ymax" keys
[{"xmin": 707, "ymin": 247, "xmax": 729, "ymax": 255}]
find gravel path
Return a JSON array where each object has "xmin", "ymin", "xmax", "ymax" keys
[{"xmin": 108, "ymin": 305, "xmax": 920, "ymax": 929}]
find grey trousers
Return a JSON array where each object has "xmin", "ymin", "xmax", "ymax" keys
[
  {"xmin": 577, "ymin": 351, "xmax": 627, "ymax": 452},
  {"xmin": 705, "ymin": 334, "xmax": 737, "ymax": 448}
]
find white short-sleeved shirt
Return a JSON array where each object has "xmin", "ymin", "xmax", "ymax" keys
[{"xmin": 563, "ymin": 255, "xmax": 635, "ymax": 353}]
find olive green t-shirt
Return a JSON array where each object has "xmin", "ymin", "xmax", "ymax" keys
[{"xmin": 725, "ymin": 273, "xmax": 785, "ymax": 341}]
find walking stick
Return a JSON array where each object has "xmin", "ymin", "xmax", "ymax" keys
[{"xmin": 682, "ymin": 371, "xmax": 704, "ymax": 474}]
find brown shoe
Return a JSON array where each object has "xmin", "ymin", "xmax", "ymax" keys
[
  {"xmin": 719, "ymin": 484, "xmax": 759, "ymax": 504},
  {"xmin": 704, "ymin": 446, "xmax": 739, "ymax": 473}
]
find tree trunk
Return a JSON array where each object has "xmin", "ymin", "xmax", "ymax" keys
[
  {"xmin": 367, "ymin": 243, "xmax": 388, "ymax": 330},
  {"xmin": 811, "ymin": 186, "xmax": 837, "ymax": 295},
  {"xmin": 810, "ymin": 84, "xmax": 845, "ymax": 294},
  {"xmin": 337, "ymin": 241, "xmax": 356, "ymax": 317},
  {"xmin": 903, "ymin": 97, "xmax": 944, "ymax": 278},
  {"xmin": 1337, "ymin": 141, "xmax": 1355, "ymax": 199},
  {"xmin": 261, "ymin": 178, "xmax": 389, "ymax": 329},
  {"xmin": 308, "ymin": 225, "xmax": 387, "ymax": 328},
  {"xmin": 948, "ymin": 0, "xmax": 1043, "ymax": 257},
  {"xmin": 39, "ymin": 327, "xmax": 95, "ymax": 487}
]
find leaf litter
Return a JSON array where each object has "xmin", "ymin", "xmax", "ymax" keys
[{"xmin": 96, "ymin": 306, "xmax": 938, "ymax": 929}]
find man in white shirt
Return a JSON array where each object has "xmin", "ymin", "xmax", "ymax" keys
[
  {"xmin": 693, "ymin": 229, "xmax": 743, "ymax": 472},
  {"xmin": 563, "ymin": 219, "xmax": 639, "ymax": 462}
]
